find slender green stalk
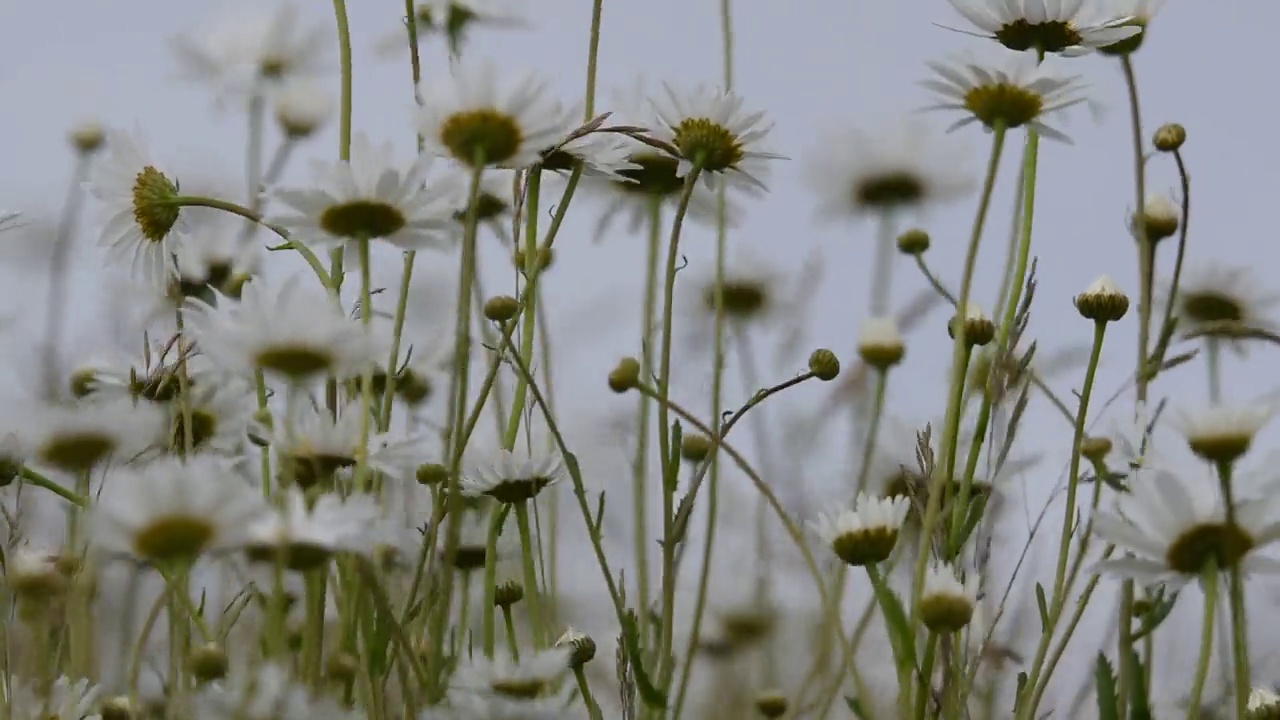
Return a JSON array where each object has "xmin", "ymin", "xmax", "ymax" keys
[
  {"xmin": 870, "ymin": 213, "xmax": 897, "ymax": 317},
  {"xmin": 41, "ymin": 154, "xmax": 90, "ymax": 399},
  {"xmin": 631, "ymin": 199, "xmax": 661, "ymax": 638},
  {"xmin": 583, "ymin": 0, "xmax": 604, "ymax": 119},
  {"xmin": 574, "ymin": 666, "xmax": 605, "ymax": 720},
  {"xmin": 331, "ymin": 0, "xmax": 353, "ymax": 161},
  {"xmin": 17, "ymin": 467, "xmax": 87, "ymax": 507},
  {"xmin": 501, "ymin": 606, "xmax": 520, "ymax": 662},
  {"xmin": 353, "ymin": 239, "xmax": 376, "ymax": 494},
  {"xmin": 481, "ymin": 506, "xmax": 505, "ymax": 658},
  {"xmin": 1122, "ymin": 55, "xmax": 1153, "ymax": 404},
  {"xmin": 1186, "ymin": 568, "xmax": 1219, "ymax": 720},
  {"xmin": 378, "ymin": 253, "xmax": 416, "ymax": 428},
  {"xmin": 502, "ymin": 169, "xmax": 542, "ymax": 449},
  {"xmin": 1216, "ymin": 461, "xmax": 1250, "ymax": 716},
  {"xmin": 513, "ymin": 502, "xmax": 544, "ymax": 649}
]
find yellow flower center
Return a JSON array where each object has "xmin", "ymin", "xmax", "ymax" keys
[
  {"xmin": 1181, "ymin": 291, "xmax": 1244, "ymax": 324},
  {"xmin": 673, "ymin": 118, "xmax": 744, "ymax": 172},
  {"xmin": 254, "ymin": 346, "xmax": 335, "ymax": 379},
  {"xmin": 318, "ymin": 200, "xmax": 407, "ymax": 240},
  {"xmin": 39, "ymin": 432, "xmax": 117, "ymax": 472},
  {"xmin": 831, "ymin": 527, "xmax": 900, "ymax": 567},
  {"xmin": 485, "ymin": 476, "xmax": 554, "ymax": 504},
  {"xmin": 132, "ymin": 516, "xmax": 217, "ymax": 565},
  {"xmin": 854, "ymin": 172, "xmax": 925, "ymax": 209},
  {"xmin": 963, "ymin": 83, "xmax": 1045, "ymax": 130},
  {"xmin": 993, "ymin": 19, "xmax": 1084, "ymax": 54},
  {"xmin": 703, "ymin": 280, "xmax": 768, "ymax": 318},
  {"xmin": 920, "ymin": 593, "xmax": 974, "ymax": 633},
  {"xmin": 131, "ymin": 166, "xmax": 181, "ymax": 243},
  {"xmin": 615, "ymin": 152, "xmax": 686, "ymax": 196},
  {"xmin": 1165, "ymin": 522, "xmax": 1254, "ymax": 574},
  {"xmin": 490, "ymin": 678, "xmax": 547, "ymax": 700},
  {"xmin": 440, "ymin": 109, "xmax": 523, "ymax": 166}
]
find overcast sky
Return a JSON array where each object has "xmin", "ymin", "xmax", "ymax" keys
[{"xmin": 3, "ymin": 0, "xmax": 1279, "ymax": 710}]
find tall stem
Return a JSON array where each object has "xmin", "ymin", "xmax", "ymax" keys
[
  {"xmin": 632, "ymin": 199, "xmax": 661, "ymax": 636},
  {"xmin": 41, "ymin": 155, "xmax": 90, "ymax": 399},
  {"xmin": 869, "ymin": 213, "xmax": 897, "ymax": 317},
  {"xmin": 1186, "ymin": 569, "xmax": 1219, "ymax": 720},
  {"xmin": 502, "ymin": 170, "xmax": 542, "ymax": 449}
]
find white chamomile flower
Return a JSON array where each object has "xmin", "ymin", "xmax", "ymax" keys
[
  {"xmin": 8, "ymin": 676, "xmax": 101, "ymax": 720},
  {"xmin": 1174, "ymin": 402, "xmax": 1273, "ymax": 466},
  {"xmin": 417, "ymin": 58, "xmax": 565, "ymax": 169},
  {"xmin": 273, "ymin": 79, "xmax": 333, "ymax": 139},
  {"xmin": 440, "ymin": 508, "xmax": 514, "ymax": 572},
  {"xmin": 86, "ymin": 128, "xmax": 185, "ymax": 286},
  {"xmin": 650, "ymin": 83, "xmax": 783, "ymax": 191},
  {"xmin": 919, "ymin": 562, "xmax": 980, "ymax": 632},
  {"xmin": 1091, "ymin": 462, "xmax": 1280, "ymax": 586},
  {"xmin": 194, "ymin": 661, "xmax": 360, "ymax": 720},
  {"xmin": 922, "ymin": 49, "xmax": 1090, "ymax": 143},
  {"xmin": 1248, "ymin": 687, "xmax": 1280, "ymax": 715},
  {"xmin": 461, "ymin": 447, "xmax": 564, "ymax": 504},
  {"xmin": 1164, "ymin": 262, "xmax": 1280, "ymax": 355},
  {"xmin": 1133, "ymin": 192, "xmax": 1180, "ymax": 242},
  {"xmin": 21, "ymin": 397, "xmax": 165, "ymax": 474},
  {"xmin": 540, "ymin": 126, "xmax": 641, "ymax": 182},
  {"xmin": 1097, "ymin": 0, "xmax": 1167, "ymax": 55},
  {"xmin": 270, "ymin": 402, "xmax": 427, "ymax": 489},
  {"xmin": 165, "ymin": 376, "xmax": 256, "ymax": 455},
  {"xmin": 809, "ymin": 493, "xmax": 910, "ymax": 567},
  {"xmin": 587, "ymin": 79, "xmax": 726, "ymax": 239},
  {"xmin": 186, "ymin": 276, "xmax": 383, "ymax": 384},
  {"xmin": 679, "ymin": 246, "xmax": 814, "ymax": 338},
  {"xmin": 945, "ymin": 0, "xmax": 1140, "ymax": 56},
  {"xmin": 858, "ymin": 317, "xmax": 907, "ymax": 370},
  {"xmin": 6, "ymin": 544, "xmax": 68, "ymax": 600},
  {"xmin": 1074, "ymin": 274, "xmax": 1130, "ymax": 323},
  {"xmin": 805, "ymin": 117, "xmax": 974, "ymax": 220},
  {"xmin": 440, "ymin": 166, "xmax": 520, "ymax": 232},
  {"xmin": 245, "ymin": 488, "xmax": 381, "ymax": 570},
  {"xmin": 93, "ymin": 455, "xmax": 267, "ymax": 566},
  {"xmin": 271, "ymin": 133, "xmax": 457, "ymax": 253},
  {"xmin": 170, "ymin": 1, "xmax": 331, "ymax": 103},
  {"xmin": 448, "ymin": 647, "xmax": 572, "ymax": 718},
  {"xmin": 173, "ymin": 212, "xmax": 261, "ymax": 295},
  {"xmin": 378, "ymin": 0, "xmax": 526, "ymax": 58}
]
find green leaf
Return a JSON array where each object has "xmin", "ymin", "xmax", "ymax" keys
[
  {"xmin": 865, "ymin": 566, "xmax": 917, "ymax": 675},
  {"xmin": 665, "ymin": 422, "xmax": 683, "ymax": 494},
  {"xmin": 1127, "ymin": 647, "xmax": 1152, "ymax": 720},
  {"xmin": 1094, "ymin": 653, "xmax": 1119, "ymax": 720},
  {"xmin": 620, "ymin": 609, "xmax": 667, "ymax": 709},
  {"xmin": 1014, "ymin": 671, "xmax": 1029, "ymax": 713},
  {"xmin": 1035, "ymin": 583, "xmax": 1050, "ymax": 632},
  {"xmin": 1131, "ymin": 587, "xmax": 1179, "ymax": 642},
  {"xmin": 844, "ymin": 696, "xmax": 868, "ymax": 718}
]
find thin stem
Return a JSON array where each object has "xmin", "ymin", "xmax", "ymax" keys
[
  {"xmin": 574, "ymin": 666, "xmax": 605, "ymax": 720},
  {"xmin": 331, "ymin": 0, "xmax": 353, "ymax": 161},
  {"xmin": 378, "ymin": 251, "xmax": 416, "ymax": 429},
  {"xmin": 1217, "ymin": 461, "xmax": 1250, "ymax": 717},
  {"xmin": 17, "ymin": 467, "xmax": 87, "ymax": 507},
  {"xmin": 631, "ymin": 199, "xmax": 661, "ymax": 638},
  {"xmin": 583, "ymin": 0, "xmax": 604, "ymax": 119},
  {"xmin": 914, "ymin": 255, "xmax": 958, "ymax": 306},
  {"xmin": 481, "ymin": 506, "xmax": 505, "ymax": 658},
  {"xmin": 1150, "ymin": 149, "xmax": 1192, "ymax": 370},
  {"xmin": 501, "ymin": 606, "xmax": 521, "ymax": 662},
  {"xmin": 502, "ymin": 169, "xmax": 542, "ymax": 450},
  {"xmin": 41, "ymin": 154, "xmax": 90, "ymax": 399},
  {"xmin": 169, "ymin": 195, "xmax": 331, "ymax": 288},
  {"xmin": 870, "ymin": 213, "xmax": 897, "ymax": 317},
  {"xmin": 513, "ymin": 502, "xmax": 544, "ymax": 649},
  {"xmin": 1122, "ymin": 55, "xmax": 1154, "ymax": 405},
  {"xmin": 1186, "ymin": 569, "xmax": 1219, "ymax": 720}
]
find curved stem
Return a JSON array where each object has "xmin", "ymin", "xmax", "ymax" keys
[
  {"xmin": 1122, "ymin": 55, "xmax": 1153, "ymax": 404},
  {"xmin": 502, "ymin": 170, "xmax": 542, "ymax": 450},
  {"xmin": 18, "ymin": 467, "xmax": 87, "ymax": 507},
  {"xmin": 331, "ymin": 0, "xmax": 353, "ymax": 161}
]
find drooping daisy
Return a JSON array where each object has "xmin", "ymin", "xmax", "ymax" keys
[
  {"xmin": 186, "ymin": 276, "xmax": 384, "ymax": 384},
  {"xmin": 649, "ymin": 83, "xmax": 783, "ymax": 191},
  {"xmin": 86, "ymin": 128, "xmax": 185, "ymax": 286},
  {"xmin": 587, "ymin": 79, "xmax": 727, "ymax": 239},
  {"xmin": 164, "ymin": 377, "xmax": 256, "ymax": 456},
  {"xmin": 922, "ymin": 49, "xmax": 1090, "ymax": 142},
  {"xmin": 417, "ymin": 58, "xmax": 566, "ymax": 169},
  {"xmin": 539, "ymin": 127, "xmax": 642, "ymax": 182},
  {"xmin": 1091, "ymin": 462, "xmax": 1280, "ymax": 586},
  {"xmin": 1098, "ymin": 0, "xmax": 1168, "ymax": 56},
  {"xmin": 1173, "ymin": 402, "xmax": 1273, "ymax": 466},
  {"xmin": 810, "ymin": 493, "xmax": 911, "ymax": 567},
  {"xmin": 20, "ymin": 397, "xmax": 165, "ymax": 474},
  {"xmin": 945, "ymin": 0, "xmax": 1140, "ymax": 56},
  {"xmin": 244, "ymin": 488, "xmax": 381, "ymax": 571},
  {"xmin": 919, "ymin": 562, "xmax": 980, "ymax": 633},
  {"xmin": 805, "ymin": 117, "xmax": 974, "ymax": 220},
  {"xmin": 440, "ymin": 507, "xmax": 514, "ymax": 572},
  {"xmin": 378, "ymin": 0, "xmax": 525, "ymax": 58},
  {"xmin": 1164, "ymin": 262, "xmax": 1280, "ymax": 355},
  {"xmin": 273, "ymin": 78, "xmax": 333, "ymax": 140},
  {"xmin": 170, "ymin": 1, "xmax": 332, "ymax": 103},
  {"xmin": 461, "ymin": 446, "xmax": 564, "ymax": 504},
  {"xmin": 92, "ymin": 455, "xmax": 267, "ymax": 566},
  {"xmin": 448, "ymin": 647, "xmax": 572, "ymax": 718},
  {"xmin": 269, "ymin": 401, "xmax": 427, "ymax": 489},
  {"xmin": 271, "ymin": 134, "xmax": 457, "ymax": 253}
]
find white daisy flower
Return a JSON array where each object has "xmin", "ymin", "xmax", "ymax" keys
[
  {"xmin": 270, "ymin": 401, "xmax": 427, "ymax": 489},
  {"xmin": 8, "ymin": 676, "xmax": 101, "ymax": 720},
  {"xmin": 173, "ymin": 212, "xmax": 261, "ymax": 295},
  {"xmin": 1174, "ymin": 402, "xmax": 1273, "ymax": 466},
  {"xmin": 20, "ymin": 397, "xmax": 165, "ymax": 474},
  {"xmin": 1097, "ymin": 0, "xmax": 1168, "ymax": 55},
  {"xmin": 439, "ymin": 166, "xmax": 520, "ymax": 233},
  {"xmin": 86, "ymin": 128, "xmax": 186, "ymax": 286},
  {"xmin": 540, "ymin": 126, "xmax": 641, "ymax": 182},
  {"xmin": 461, "ymin": 446, "xmax": 564, "ymax": 504},
  {"xmin": 587, "ymin": 79, "xmax": 727, "ymax": 239},
  {"xmin": 1091, "ymin": 462, "xmax": 1280, "ymax": 586},
  {"xmin": 377, "ymin": 0, "xmax": 526, "ymax": 58},
  {"xmin": 245, "ymin": 488, "xmax": 382, "ymax": 570},
  {"xmin": 922, "ymin": 49, "xmax": 1090, "ymax": 143},
  {"xmin": 1248, "ymin": 687, "xmax": 1280, "ymax": 714},
  {"xmin": 857, "ymin": 316, "xmax": 907, "ymax": 370},
  {"xmin": 440, "ymin": 507, "xmax": 515, "ymax": 572},
  {"xmin": 1164, "ymin": 262, "xmax": 1280, "ymax": 355},
  {"xmin": 92, "ymin": 455, "xmax": 267, "ymax": 566},
  {"xmin": 945, "ymin": 0, "xmax": 1140, "ymax": 56},
  {"xmin": 271, "ymin": 133, "xmax": 457, "ymax": 253},
  {"xmin": 165, "ymin": 376, "xmax": 257, "ymax": 456},
  {"xmin": 809, "ymin": 493, "xmax": 911, "ymax": 567},
  {"xmin": 1133, "ymin": 191, "xmax": 1180, "ymax": 243},
  {"xmin": 6, "ymin": 544, "xmax": 68, "ymax": 599},
  {"xmin": 170, "ymin": 1, "xmax": 331, "ymax": 103},
  {"xmin": 194, "ymin": 661, "xmax": 360, "ymax": 720},
  {"xmin": 273, "ymin": 78, "xmax": 333, "ymax": 139},
  {"xmin": 805, "ymin": 117, "xmax": 974, "ymax": 220},
  {"xmin": 417, "ymin": 58, "xmax": 565, "ymax": 169},
  {"xmin": 919, "ymin": 561, "xmax": 980, "ymax": 632},
  {"xmin": 449, "ymin": 647, "xmax": 572, "ymax": 717},
  {"xmin": 649, "ymin": 83, "xmax": 783, "ymax": 191},
  {"xmin": 186, "ymin": 276, "xmax": 384, "ymax": 384}
]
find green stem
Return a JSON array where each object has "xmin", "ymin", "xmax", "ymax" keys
[
  {"xmin": 1186, "ymin": 567, "xmax": 1219, "ymax": 720},
  {"xmin": 378, "ymin": 251, "xmax": 416, "ymax": 429},
  {"xmin": 17, "ymin": 467, "xmax": 87, "ymax": 507},
  {"xmin": 514, "ymin": 501, "xmax": 544, "ymax": 649},
  {"xmin": 353, "ymin": 239, "xmax": 375, "ymax": 494},
  {"xmin": 914, "ymin": 633, "xmax": 939, "ymax": 720},
  {"xmin": 331, "ymin": 0, "xmax": 352, "ymax": 161},
  {"xmin": 502, "ymin": 169, "xmax": 542, "ymax": 450},
  {"xmin": 631, "ymin": 198, "xmax": 661, "ymax": 640},
  {"xmin": 574, "ymin": 666, "xmax": 605, "ymax": 720},
  {"xmin": 481, "ymin": 505, "xmax": 505, "ymax": 658},
  {"xmin": 41, "ymin": 154, "xmax": 90, "ymax": 400},
  {"xmin": 870, "ymin": 213, "xmax": 897, "ymax": 317},
  {"xmin": 583, "ymin": 0, "xmax": 604, "ymax": 119},
  {"xmin": 1122, "ymin": 55, "xmax": 1153, "ymax": 405},
  {"xmin": 1216, "ymin": 461, "xmax": 1250, "ymax": 716}
]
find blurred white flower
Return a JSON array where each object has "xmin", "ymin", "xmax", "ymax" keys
[
  {"xmin": 540, "ymin": 126, "xmax": 641, "ymax": 182},
  {"xmin": 273, "ymin": 79, "xmax": 334, "ymax": 139},
  {"xmin": 20, "ymin": 396, "xmax": 165, "ymax": 474},
  {"xmin": 245, "ymin": 488, "xmax": 382, "ymax": 570},
  {"xmin": 269, "ymin": 401, "xmax": 428, "ymax": 489},
  {"xmin": 945, "ymin": 0, "xmax": 1139, "ymax": 56},
  {"xmin": 1164, "ymin": 261, "xmax": 1280, "ymax": 355},
  {"xmin": 8, "ymin": 676, "xmax": 101, "ymax": 720},
  {"xmin": 919, "ymin": 562, "xmax": 980, "ymax": 632},
  {"xmin": 448, "ymin": 647, "xmax": 572, "ymax": 719},
  {"xmin": 462, "ymin": 446, "xmax": 564, "ymax": 504},
  {"xmin": 810, "ymin": 493, "xmax": 910, "ymax": 567}
]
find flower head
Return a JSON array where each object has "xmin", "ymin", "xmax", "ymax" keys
[
  {"xmin": 1174, "ymin": 403, "xmax": 1273, "ymax": 466},
  {"xmin": 650, "ymin": 83, "xmax": 783, "ymax": 191},
  {"xmin": 449, "ymin": 647, "xmax": 572, "ymax": 716},
  {"xmin": 923, "ymin": 50, "xmax": 1089, "ymax": 142},
  {"xmin": 810, "ymin": 494, "xmax": 910, "ymax": 566},
  {"xmin": 245, "ymin": 489, "xmax": 382, "ymax": 570},
  {"xmin": 1164, "ymin": 262, "xmax": 1280, "ymax": 355},
  {"xmin": 417, "ymin": 58, "xmax": 565, "ymax": 168},
  {"xmin": 272, "ymin": 134, "xmax": 456, "ymax": 252},
  {"xmin": 21, "ymin": 397, "xmax": 165, "ymax": 473},
  {"xmin": 806, "ymin": 117, "xmax": 973, "ymax": 220},
  {"xmin": 539, "ymin": 126, "xmax": 640, "ymax": 182},
  {"xmin": 462, "ymin": 447, "xmax": 564, "ymax": 504},
  {"xmin": 270, "ymin": 402, "xmax": 427, "ymax": 489},
  {"xmin": 1097, "ymin": 0, "xmax": 1168, "ymax": 55},
  {"xmin": 919, "ymin": 562, "xmax": 980, "ymax": 633},
  {"xmin": 1074, "ymin": 274, "xmax": 1130, "ymax": 323},
  {"xmin": 273, "ymin": 79, "xmax": 333, "ymax": 139},
  {"xmin": 946, "ymin": 0, "xmax": 1140, "ymax": 56},
  {"xmin": 858, "ymin": 317, "xmax": 906, "ymax": 370}
]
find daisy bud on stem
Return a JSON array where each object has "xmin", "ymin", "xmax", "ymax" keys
[
  {"xmin": 484, "ymin": 295, "xmax": 521, "ymax": 323},
  {"xmin": 187, "ymin": 642, "xmax": 228, "ymax": 683},
  {"xmin": 68, "ymin": 120, "xmax": 105, "ymax": 155},
  {"xmin": 680, "ymin": 433, "xmax": 714, "ymax": 462},
  {"xmin": 948, "ymin": 303, "xmax": 995, "ymax": 347},
  {"xmin": 513, "ymin": 247, "xmax": 554, "ymax": 273},
  {"xmin": 919, "ymin": 563, "xmax": 978, "ymax": 633},
  {"xmin": 755, "ymin": 691, "xmax": 789, "ymax": 719},
  {"xmin": 494, "ymin": 579, "xmax": 524, "ymax": 608},
  {"xmin": 1133, "ymin": 193, "xmax": 1179, "ymax": 244},
  {"xmin": 556, "ymin": 627, "xmax": 597, "ymax": 668},
  {"xmin": 896, "ymin": 228, "xmax": 930, "ymax": 256},
  {"xmin": 858, "ymin": 318, "xmax": 905, "ymax": 371},
  {"xmin": 811, "ymin": 494, "xmax": 910, "ymax": 567},
  {"xmin": 808, "ymin": 348, "xmax": 840, "ymax": 381},
  {"xmin": 608, "ymin": 357, "xmax": 641, "ymax": 393},
  {"xmin": 1074, "ymin": 275, "xmax": 1130, "ymax": 323},
  {"xmin": 1153, "ymin": 123, "xmax": 1186, "ymax": 152}
]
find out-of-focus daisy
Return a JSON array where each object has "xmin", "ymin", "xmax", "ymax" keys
[
  {"xmin": 858, "ymin": 317, "xmax": 907, "ymax": 371},
  {"xmin": 377, "ymin": 0, "xmax": 525, "ymax": 58},
  {"xmin": 164, "ymin": 377, "xmax": 256, "ymax": 456},
  {"xmin": 273, "ymin": 79, "xmax": 334, "ymax": 140},
  {"xmin": 269, "ymin": 402, "xmax": 426, "ymax": 490},
  {"xmin": 173, "ymin": 212, "xmax": 261, "ymax": 299},
  {"xmin": 439, "ymin": 166, "xmax": 520, "ymax": 235},
  {"xmin": 1097, "ymin": 0, "xmax": 1168, "ymax": 55},
  {"xmin": 448, "ymin": 647, "xmax": 572, "ymax": 718},
  {"xmin": 417, "ymin": 58, "xmax": 565, "ymax": 169},
  {"xmin": 93, "ymin": 455, "xmax": 266, "ymax": 566},
  {"xmin": 194, "ymin": 661, "xmax": 360, "ymax": 720},
  {"xmin": 1132, "ymin": 192, "xmax": 1180, "ymax": 244},
  {"xmin": 7, "ymin": 677, "xmax": 101, "ymax": 720},
  {"xmin": 461, "ymin": 446, "xmax": 564, "ymax": 504},
  {"xmin": 20, "ymin": 397, "xmax": 165, "ymax": 474},
  {"xmin": 919, "ymin": 562, "xmax": 980, "ymax": 632},
  {"xmin": 271, "ymin": 133, "xmax": 456, "ymax": 253},
  {"xmin": 650, "ymin": 83, "xmax": 783, "ymax": 191},
  {"xmin": 5, "ymin": 544, "xmax": 69, "ymax": 600},
  {"xmin": 1164, "ymin": 262, "xmax": 1280, "ymax": 355},
  {"xmin": 1091, "ymin": 462, "xmax": 1280, "ymax": 586},
  {"xmin": 805, "ymin": 117, "xmax": 974, "ymax": 220},
  {"xmin": 439, "ymin": 507, "xmax": 515, "ymax": 572},
  {"xmin": 810, "ymin": 493, "xmax": 911, "ymax": 567},
  {"xmin": 922, "ymin": 50, "xmax": 1089, "ymax": 143},
  {"xmin": 945, "ymin": 0, "xmax": 1140, "ymax": 56},
  {"xmin": 245, "ymin": 488, "xmax": 381, "ymax": 570},
  {"xmin": 587, "ymin": 79, "xmax": 726, "ymax": 239},
  {"xmin": 186, "ymin": 276, "xmax": 383, "ymax": 384},
  {"xmin": 1248, "ymin": 688, "xmax": 1280, "ymax": 717},
  {"xmin": 86, "ymin": 128, "xmax": 186, "ymax": 286},
  {"xmin": 1173, "ymin": 402, "xmax": 1273, "ymax": 466},
  {"xmin": 540, "ymin": 127, "xmax": 641, "ymax": 182},
  {"xmin": 170, "ymin": 1, "xmax": 331, "ymax": 102}
]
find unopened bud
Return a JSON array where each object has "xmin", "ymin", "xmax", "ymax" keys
[
  {"xmin": 188, "ymin": 642, "xmax": 228, "ymax": 682},
  {"xmin": 514, "ymin": 247, "xmax": 555, "ymax": 273},
  {"xmin": 495, "ymin": 579, "xmax": 525, "ymax": 608},
  {"xmin": 1080, "ymin": 435, "xmax": 1113, "ymax": 462},
  {"xmin": 857, "ymin": 318, "xmax": 905, "ymax": 370},
  {"xmin": 483, "ymin": 295, "xmax": 520, "ymax": 323},
  {"xmin": 896, "ymin": 228, "xmax": 930, "ymax": 256},
  {"xmin": 608, "ymin": 357, "xmax": 641, "ymax": 393},
  {"xmin": 325, "ymin": 651, "xmax": 360, "ymax": 684},
  {"xmin": 755, "ymin": 691, "xmax": 789, "ymax": 719},
  {"xmin": 948, "ymin": 304, "xmax": 996, "ymax": 347},
  {"xmin": 1134, "ymin": 193, "xmax": 1179, "ymax": 243},
  {"xmin": 1152, "ymin": 123, "xmax": 1186, "ymax": 152},
  {"xmin": 680, "ymin": 434, "xmax": 715, "ymax": 463},
  {"xmin": 557, "ymin": 627, "xmax": 597, "ymax": 668},
  {"xmin": 416, "ymin": 462, "xmax": 449, "ymax": 486},
  {"xmin": 1074, "ymin": 275, "xmax": 1130, "ymax": 323},
  {"xmin": 808, "ymin": 348, "xmax": 840, "ymax": 381},
  {"xmin": 101, "ymin": 696, "xmax": 133, "ymax": 720},
  {"xmin": 69, "ymin": 120, "xmax": 105, "ymax": 154}
]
